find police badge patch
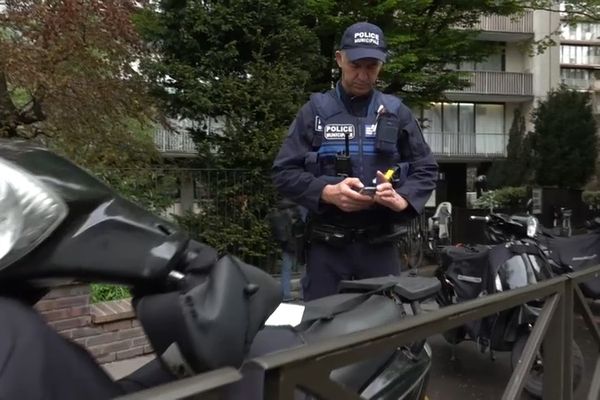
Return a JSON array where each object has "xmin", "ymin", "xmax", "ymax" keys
[
  {"xmin": 324, "ymin": 124, "xmax": 355, "ymax": 140},
  {"xmin": 365, "ymin": 124, "xmax": 377, "ymax": 137},
  {"xmin": 314, "ymin": 116, "xmax": 323, "ymax": 132}
]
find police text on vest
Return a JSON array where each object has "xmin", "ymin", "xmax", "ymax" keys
[{"xmin": 324, "ymin": 124, "xmax": 355, "ymax": 140}]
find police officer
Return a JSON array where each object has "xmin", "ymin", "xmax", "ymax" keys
[{"xmin": 272, "ymin": 22, "xmax": 438, "ymax": 301}]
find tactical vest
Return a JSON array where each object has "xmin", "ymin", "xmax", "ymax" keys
[{"xmin": 305, "ymin": 88, "xmax": 409, "ymax": 187}]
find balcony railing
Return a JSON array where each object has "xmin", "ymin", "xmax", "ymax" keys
[
  {"xmin": 475, "ymin": 12, "xmax": 533, "ymax": 34},
  {"xmin": 153, "ymin": 127, "xmax": 197, "ymax": 155},
  {"xmin": 448, "ymin": 71, "xmax": 533, "ymax": 97},
  {"xmin": 424, "ymin": 131, "xmax": 507, "ymax": 158}
]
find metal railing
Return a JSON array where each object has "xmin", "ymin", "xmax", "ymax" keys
[
  {"xmin": 447, "ymin": 71, "xmax": 534, "ymax": 96},
  {"xmin": 475, "ymin": 12, "xmax": 534, "ymax": 33},
  {"xmin": 424, "ymin": 131, "xmax": 508, "ymax": 158},
  {"xmin": 153, "ymin": 127, "xmax": 197, "ymax": 155},
  {"xmin": 116, "ymin": 264, "xmax": 600, "ymax": 400},
  {"xmin": 153, "ymin": 118, "xmax": 225, "ymax": 156}
]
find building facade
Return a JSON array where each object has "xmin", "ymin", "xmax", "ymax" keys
[
  {"xmin": 413, "ymin": 10, "xmax": 563, "ymax": 207},
  {"xmin": 559, "ymin": 17, "xmax": 600, "ymax": 115}
]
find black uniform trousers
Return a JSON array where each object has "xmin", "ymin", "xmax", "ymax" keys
[{"xmin": 302, "ymin": 239, "xmax": 401, "ymax": 301}]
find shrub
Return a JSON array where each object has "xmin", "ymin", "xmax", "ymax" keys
[
  {"xmin": 474, "ymin": 186, "xmax": 528, "ymax": 211},
  {"xmin": 583, "ymin": 191, "xmax": 600, "ymax": 209},
  {"xmin": 91, "ymin": 284, "xmax": 131, "ymax": 303}
]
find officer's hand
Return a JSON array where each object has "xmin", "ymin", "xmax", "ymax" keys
[
  {"xmin": 374, "ymin": 171, "xmax": 409, "ymax": 212},
  {"xmin": 321, "ymin": 178, "xmax": 374, "ymax": 212}
]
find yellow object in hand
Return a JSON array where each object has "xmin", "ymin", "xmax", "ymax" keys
[{"xmin": 383, "ymin": 168, "xmax": 396, "ymax": 182}]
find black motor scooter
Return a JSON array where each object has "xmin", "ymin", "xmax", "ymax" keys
[
  {"xmin": 490, "ymin": 212, "xmax": 600, "ymax": 300},
  {"xmin": 0, "ymin": 139, "xmax": 439, "ymax": 400},
  {"xmin": 435, "ymin": 213, "xmax": 584, "ymax": 399}
]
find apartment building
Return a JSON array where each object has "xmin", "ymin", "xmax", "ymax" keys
[
  {"xmin": 154, "ymin": 10, "xmax": 570, "ymax": 210},
  {"xmin": 559, "ymin": 19, "xmax": 600, "ymax": 115},
  {"xmin": 413, "ymin": 10, "xmax": 562, "ymax": 207}
]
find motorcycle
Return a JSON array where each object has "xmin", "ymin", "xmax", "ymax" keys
[
  {"xmin": 435, "ymin": 213, "xmax": 584, "ymax": 399},
  {"xmin": 0, "ymin": 139, "xmax": 438, "ymax": 400}
]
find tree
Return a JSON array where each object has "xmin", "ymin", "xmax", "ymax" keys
[
  {"xmin": 487, "ymin": 108, "xmax": 532, "ymax": 188},
  {"xmin": 137, "ymin": 0, "xmax": 322, "ymax": 266},
  {"xmin": 530, "ymin": 87, "xmax": 598, "ymax": 188},
  {"xmin": 137, "ymin": 0, "xmax": 322, "ymax": 167},
  {"xmin": 0, "ymin": 0, "xmax": 158, "ymax": 169},
  {"xmin": 0, "ymin": 1, "xmax": 179, "ymax": 212}
]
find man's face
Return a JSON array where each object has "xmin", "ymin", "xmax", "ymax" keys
[{"xmin": 335, "ymin": 51, "xmax": 383, "ymax": 97}]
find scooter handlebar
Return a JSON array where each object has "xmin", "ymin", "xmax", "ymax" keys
[{"xmin": 469, "ymin": 215, "xmax": 490, "ymax": 222}]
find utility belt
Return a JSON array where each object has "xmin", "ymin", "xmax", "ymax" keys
[{"xmin": 308, "ymin": 222, "xmax": 404, "ymax": 247}]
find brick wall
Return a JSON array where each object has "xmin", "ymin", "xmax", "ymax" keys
[{"xmin": 34, "ymin": 284, "xmax": 153, "ymax": 364}]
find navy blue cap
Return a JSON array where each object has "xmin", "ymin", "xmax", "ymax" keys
[{"xmin": 339, "ymin": 22, "xmax": 387, "ymax": 63}]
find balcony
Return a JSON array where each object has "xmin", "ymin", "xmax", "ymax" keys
[
  {"xmin": 445, "ymin": 71, "xmax": 533, "ymax": 102},
  {"xmin": 475, "ymin": 12, "xmax": 534, "ymax": 42},
  {"xmin": 424, "ymin": 132, "xmax": 507, "ymax": 160},
  {"xmin": 154, "ymin": 127, "xmax": 197, "ymax": 157}
]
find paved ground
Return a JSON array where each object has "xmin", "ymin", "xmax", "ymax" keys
[
  {"xmin": 103, "ymin": 354, "xmax": 154, "ymax": 380},
  {"xmin": 427, "ymin": 316, "xmax": 597, "ymax": 400}
]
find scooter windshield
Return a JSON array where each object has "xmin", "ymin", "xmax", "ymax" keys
[{"xmin": 0, "ymin": 140, "xmax": 188, "ymax": 287}]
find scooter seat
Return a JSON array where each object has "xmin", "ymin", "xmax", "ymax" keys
[
  {"xmin": 302, "ymin": 294, "xmax": 403, "ymax": 342},
  {"xmin": 338, "ymin": 275, "xmax": 440, "ymax": 302},
  {"xmin": 394, "ymin": 275, "xmax": 441, "ymax": 301},
  {"xmin": 228, "ymin": 295, "xmax": 405, "ymax": 399}
]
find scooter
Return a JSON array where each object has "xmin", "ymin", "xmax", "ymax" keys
[
  {"xmin": 0, "ymin": 139, "xmax": 438, "ymax": 400},
  {"xmin": 435, "ymin": 213, "xmax": 584, "ymax": 399},
  {"xmin": 486, "ymin": 212, "xmax": 600, "ymax": 300}
]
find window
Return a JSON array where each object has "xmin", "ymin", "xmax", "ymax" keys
[
  {"xmin": 561, "ymin": 23, "xmax": 600, "ymax": 41},
  {"xmin": 475, "ymin": 104, "xmax": 504, "ymax": 154},
  {"xmin": 456, "ymin": 43, "xmax": 505, "ymax": 72},
  {"xmin": 475, "ymin": 104, "xmax": 504, "ymax": 134},
  {"xmin": 476, "ymin": 52, "xmax": 504, "ymax": 72},
  {"xmin": 561, "ymin": 45, "xmax": 600, "ymax": 65},
  {"xmin": 459, "ymin": 103, "xmax": 475, "ymax": 134},
  {"xmin": 458, "ymin": 51, "xmax": 504, "ymax": 72},
  {"xmin": 420, "ymin": 103, "xmax": 504, "ymax": 134},
  {"xmin": 443, "ymin": 103, "xmax": 459, "ymax": 133},
  {"xmin": 418, "ymin": 103, "xmax": 505, "ymax": 155},
  {"xmin": 560, "ymin": 68, "xmax": 594, "ymax": 89}
]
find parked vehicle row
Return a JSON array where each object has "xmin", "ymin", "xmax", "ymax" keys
[
  {"xmin": 4, "ymin": 139, "xmax": 600, "ymax": 399},
  {"xmin": 0, "ymin": 140, "xmax": 438, "ymax": 400},
  {"xmin": 434, "ymin": 212, "xmax": 586, "ymax": 398}
]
